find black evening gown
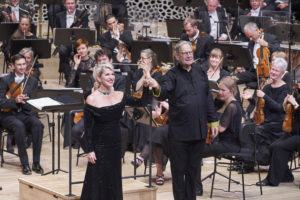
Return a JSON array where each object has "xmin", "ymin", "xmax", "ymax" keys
[{"xmin": 81, "ymin": 93, "xmax": 147, "ymax": 200}]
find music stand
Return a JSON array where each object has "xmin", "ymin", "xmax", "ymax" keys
[
  {"xmin": 131, "ymin": 40, "xmax": 173, "ymax": 64},
  {"xmin": 212, "ymin": 43, "xmax": 253, "ymax": 70},
  {"xmin": 239, "ymin": 15, "xmax": 273, "ymax": 31},
  {"xmin": 53, "ymin": 28, "xmax": 96, "ymax": 46},
  {"xmin": 172, "ymin": 0, "xmax": 204, "ymax": 7},
  {"xmin": 165, "ymin": 19, "xmax": 184, "ymax": 39},
  {"xmin": 29, "ymin": 89, "xmax": 83, "ymax": 176},
  {"xmin": 0, "ymin": 23, "xmax": 19, "ymax": 41},
  {"xmin": 265, "ymin": 23, "xmax": 300, "ymax": 43},
  {"xmin": 222, "ymin": 0, "xmax": 250, "ymax": 10},
  {"xmin": 10, "ymin": 39, "xmax": 51, "ymax": 58}
]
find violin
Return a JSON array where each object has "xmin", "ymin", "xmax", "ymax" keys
[
  {"xmin": 116, "ymin": 42, "xmax": 131, "ymax": 63},
  {"xmin": 73, "ymin": 112, "xmax": 84, "ymax": 124},
  {"xmin": 192, "ymin": 32, "xmax": 206, "ymax": 52},
  {"xmin": 206, "ymin": 125, "xmax": 212, "ymax": 144},
  {"xmin": 154, "ymin": 109, "xmax": 168, "ymax": 127}
]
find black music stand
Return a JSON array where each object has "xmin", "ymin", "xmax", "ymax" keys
[
  {"xmin": 212, "ymin": 43, "xmax": 253, "ymax": 71},
  {"xmin": 53, "ymin": 28, "xmax": 96, "ymax": 46},
  {"xmin": 131, "ymin": 40, "xmax": 173, "ymax": 64},
  {"xmin": 265, "ymin": 23, "xmax": 300, "ymax": 43},
  {"xmin": 172, "ymin": 0, "xmax": 204, "ymax": 7},
  {"xmin": 29, "ymin": 89, "xmax": 83, "ymax": 176},
  {"xmin": 165, "ymin": 19, "xmax": 184, "ymax": 39},
  {"xmin": 10, "ymin": 39, "xmax": 51, "ymax": 58}
]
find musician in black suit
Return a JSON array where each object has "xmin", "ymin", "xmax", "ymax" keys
[
  {"xmin": 194, "ymin": 0, "xmax": 228, "ymax": 41},
  {"xmin": 55, "ymin": 0, "xmax": 89, "ymax": 84},
  {"xmin": 180, "ymin": 17, "xmax": 213, "ymax": 64},
  {"xmin": 0, "ymin": 54, "xmax": 44, "ymax": 175},
  {"xmin": 98, "ymin": 14, "xmax": 133, "ymax": 74},
  {"xmin": 1, "ymin": 0, "xmax": 31, "ymax": 22}
]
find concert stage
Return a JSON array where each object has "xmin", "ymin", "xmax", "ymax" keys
[{"xmin": 19, "ymin": 174, "xmax": 157, "ymax": 200}]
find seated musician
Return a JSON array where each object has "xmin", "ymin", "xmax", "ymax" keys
[
  {"xmin": 194, "ymin": 0, "xmax": 228, "ymax": 41},
  {"xmin": 180, "ymin": 17, "xmax": 213, "ymax": 64},
  {"xmin": 256, "ymin": 89, "xmax": 300, "ymax": 186},
  {"xmin": 0, "ymin": 54, "xmax": 44, "ymax": 175},
  {"xmin": 241, "ymin": 57, "xmax": 289, "ymax": 173},
  {"xmin": 98, "ymin": 14, "xmax": 133, "ymax": 74},
  {"xmin": 55, "ymin": 0, "xmax": 89, "ymax": 84},
  {"xmin": 195, "ymin": 76, "xmax": 242, "ymax": 196},
  {"xmin": 71, "ymin": 48, "xmax": 126, "ymax": 152},
  {"xmin": 67, "ymin": 38, "xmax": 96, "ymax": 87},
  {"xmin": 1, "ymin": 0, "xmax": 31, "ymax": 22}
]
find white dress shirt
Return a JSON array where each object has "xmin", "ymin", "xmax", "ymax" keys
[
  {"xmin": 250, "ymin": 7, "xmax": 261, "ymax": 16},
  {"xmin": 10, "ymin": 5, "xmax": 20, "ymax": 21},
  {"xmin": 66, "ymin": 10, "xmax": 76, "ymax": 28}
]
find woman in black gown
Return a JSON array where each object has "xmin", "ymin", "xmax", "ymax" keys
[{"xmin": 81, "ymin": 62, "xmax": 148, "ymax": 200}]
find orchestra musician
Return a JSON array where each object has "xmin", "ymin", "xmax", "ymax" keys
[
  {"xmin": 67, "ymin": 38, "xmax": 96, "ymax": 87},
  {"xmin": 195, "ymin": 76, "xmax": 242, "ymax": 196},
  {"xmin": 194, "ymin": 0, "xmax": 228, "ymax": 41},
  {"xmin": 55, "ymin": 0, "xmax": 89, "ymax": 84},
  {"xmin": 71, "ymin": 48, "xmax": 126, "ymax": 152},
  {"xmin": 98, "ymin": 14, "xmax": 133, "ymax": 75},
  {"xmin": 0, "ymin": 54, "xmax": 44, "ymax": 175},
  {"xmin": 1, "ymin": 0, "xmax": 31, "ymax": 22},
  {"xmin": 256, "ymin": 88, "xmax": 300, "ymax": 186},
  {"xmin": 180, "ymin": 17, "xmax": 214, "ymax": 64},
  {"xmin": 242, "ymin": 57, "xmax": 289, "ymax": 173},
  {"xmin": 145, "ymin": 41, "xmax": 218, "ymax": 200}
]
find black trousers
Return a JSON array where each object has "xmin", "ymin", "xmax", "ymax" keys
[
  {"xmin": 169, "ymin": 139, "xmax": 205, "ymax": 200},
  {"xmin": 59, "ymin": 45, "xmax": 73, "ymax": 83},
  {"xmin": 0, "ymin": 112, "xmax": 43, "ymax": 166},
  {"xmin": 71, "ymin": 118, "xmax": 87, "ymax": 152},
  {"xmin": 195, "ymin": 139, "xmax": 240, "ymax": 189},
  {"xmin": 266, "ymin": 134, "xmax": 300, "ymax": 186}
]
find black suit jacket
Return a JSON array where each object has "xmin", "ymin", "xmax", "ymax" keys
[
  {"xmin": 194, "ymin": 6, "xmax": 228, "ymax": 38},
  {"xmin": 55, "ymin": 9, "xmax": 89, "ymax": 28},
  {"xmin": 3, "ymin": 4, "xmax": 31, "ymax": 21},
  {"xmin": 98, "ymin": 30, "xmax": 133, "ymax": 53},
  {"xmin": 180, "ymin": 32, "xmax": 213, "ymax": 64},
  {"xmin": 0, "ymin": 73, "xmax": 38, "ymax": 120}
]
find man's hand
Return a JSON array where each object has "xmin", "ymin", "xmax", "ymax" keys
[
  {"xmin": 258, "ymin": 38, "xmax": 268, "ymax": 47},
  {"xmin": 256, "ymin": 90, "xmax": 265, "ymax": 98},
  {"xmin": 236, "ymin": 67, "xmax": 245, "ymax": 73},
  {"xmin": 15, "ymin": 94, "xmax": 29, "ymax": 104},
  {"xmin": 211, "ymin": 126, "xmax": 219, "ymax": 138},
  {"xmin": 87, "ymin": 151, "xmax": 97, "ymax": 164}
]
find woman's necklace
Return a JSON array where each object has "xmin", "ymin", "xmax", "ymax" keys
[{"xmin": 98, "ymin": 88, "xmax": 111, "ymax": 95}]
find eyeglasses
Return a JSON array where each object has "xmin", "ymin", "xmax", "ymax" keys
[{"xmin": 180, "ymin": 51, "xmax": 193, "ymax": 56}]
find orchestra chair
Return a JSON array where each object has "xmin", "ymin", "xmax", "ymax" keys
[
  {"xmin": 210, "ymin": 121, "xmax": 263, "ymax": 200},
  {"xmin": 0, "ymin": 127, "xmax": 19, "ymax": 167}
]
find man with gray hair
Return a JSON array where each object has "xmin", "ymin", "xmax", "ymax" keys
[{"xmin": 145, "ymin": 40, "xmax": 218, "ymax": 200}]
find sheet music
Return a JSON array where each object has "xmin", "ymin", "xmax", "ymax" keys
[{"xmin": 27, "ymin": 97, "xmax": 63, "ymax": 111}]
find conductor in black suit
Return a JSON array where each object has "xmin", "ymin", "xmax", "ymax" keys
[
  {"xmin": 1, "ymin": 0, "xmax": 31, "ymax": 22},
  {"xmin": 180, "ymin": 17, "xmax": 213, "ymax": 64},
  {"xmin": 98, "ymin": 14, "xmax": 133, "ymax": 74},
  {"xmin": 55, "ymin": 0, "xmax": 89, "ymax": 84},
  {"xmin": 194, "ymin": 0, "xmax": 228, "ymax": 41},
  {"xmin": 0, "ymin": 54, "xmax": 44, "ymax": 175}
]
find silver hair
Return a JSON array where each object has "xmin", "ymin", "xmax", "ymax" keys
[
  {"xmin": 93, "ymin": 62, "xmax": 114, "ymax": 81},
  {"xmin": 243, "ymin": 22, "xmax": 258, "ymax": 33},
  {"xmin": 19, "ymin": 47, "xmax": 34, "ymax": 57},
  {"xmin": 272, "ymin": 57, "xmax": 287, "ymax": 72},
  {"xmin": 175, "ymin": 40, "xmax": 192, "ymax": 54}
]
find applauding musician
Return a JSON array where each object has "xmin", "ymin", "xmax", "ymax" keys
[
  {"xmin": 0, "ymin": 54, "xmax": 44, "ymax": 175},
  {"xmin": 1, "ymin": 0, "xmax": 31, "ymax": 22}
]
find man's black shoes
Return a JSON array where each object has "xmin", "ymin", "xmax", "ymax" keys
[
  {"xmin": 256, "ymin": 179, "xmax": 273, "ymax": 186},
  {"xmin": 32, "ymin": 163, "xmax": 44, "ymax": 174},
  {"xmin": 22, "ymin": 165, "xmax": 32, "ymax": 175}
]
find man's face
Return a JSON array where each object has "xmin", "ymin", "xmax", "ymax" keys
[
  {"xmin": 245, "ymin": 28, "xmax": 260, "ymax": 42},
  {"xmin": 175, "ymin": 44, "xmax": 194, "ymax": 67},
  {"xmin": 250, "ymin": 0, "xmax": 261, "ymax": 10},
  {"xmin": 14, "ymin": 58, "xmax": 26, "ymax": 76},
  {"xmin": 106, "ymin": 17, "xmax": 117, "ymax": 31},
  {"xmin": 9, "ymin": 0, "xmax": 19, "ymax": 6},
  {"xmin": 64, "ymin": 0, "xmax": 76, "ymax": 14},
  {"xmin": 207, "ymin": 0, "xmax": 218, "ymax": 13},
  {"xmin": 184, "ymin": 23, "xmax": 198, "ymax": 38},
  {"xmin": 97, "ymin": 55, "xmax": 112, "ymax": 64}
]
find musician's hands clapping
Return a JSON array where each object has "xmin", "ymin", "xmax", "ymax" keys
[
  {"xmin": 15, "ymin": 94, "xmax": 28, "ymax": 104},
  {"xmin": 256, "ymin": 90, "xmax": 265, "ymax": 98},
  {"xmin": 73, "ymin": 54, "xmax": 81, "ymax": 70},
  {"xmin": 87, "ymin": 151, "xmax": 97, "ymax": 164},
  {"xmin": 242, "ymin": 90, "xmax": 253, "ymax": 100}
]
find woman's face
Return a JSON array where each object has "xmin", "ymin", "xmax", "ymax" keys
[
  {"xmin": 23, "ymin": 52, "xmax": 32, "ymax": 67},
  {"xmin": 270, "ymin": 65, "xmax": 283, "ymax": 81},
  {"xmin": 76, "ymin": 44, "xmax": 88, "ymax": 57},
  {"xmin": 209, "ymin": 55, "xmax": 221, "ymax": 68},
  {"xmin": 19, "ymin": 18, "xmax": 30, "ymax": 33},
  {"xmin": 97, "ymin": 68, "xmax": 115, "ymax": 88},
  {"xmin": 139, "ymin": 52, "xmax": 152, "ymax": 66},
  {"xmin": 219, "ymin": 82, "xmax": 233, "ymax": 101}
]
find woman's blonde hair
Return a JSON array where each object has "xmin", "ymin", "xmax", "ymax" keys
[
  {"xmin": 13, "ymin": 14, "xmax": 32, "ymax": 39},
  {"xmin": 93, "ymin": 62, "xmax": 114, "ymax": 82},
  {"xmin": 219, "ymin": 76, "xmax": 237, "ymax": 96},
  {"xmin": 209, "ymin": 48, "xmax": 224, "ymax": 68}
]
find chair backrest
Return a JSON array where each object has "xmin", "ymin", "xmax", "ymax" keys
[{"xmin": 238, "ymin": 121, "xmax": 256, "ymax": 155}]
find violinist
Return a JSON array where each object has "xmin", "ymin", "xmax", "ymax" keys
[
  {"xmin": 98, "ymin": 14, "xmax": 133, "ymax": 74},
  {"xmin": 242, "ymin": 58, "xmax": 289, "ymax": 173},
  {"xmin": 180, "ymin": 17, "xmax": 213, "ymax": 64},
  {"xmin": 55, "ymin": 0, "xmax": 89, "ymax": 84},
  {"xmin": 0, "ymin": 54, "xmax": 44, "ymax": 175},
  {"xmin": 256, "ymin": 88, "xmax": 300, "ymax": 187},
  {"xmin": 1, "ymin": 0, "xmax": 31, "ymax": 22},
  {"xmin": 195, "ymin": 76, "xmax": 242, "ymax": 196},
  {"xmin": 67, "ymin": 38, "xmax": 96, "ymax": 87}
]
